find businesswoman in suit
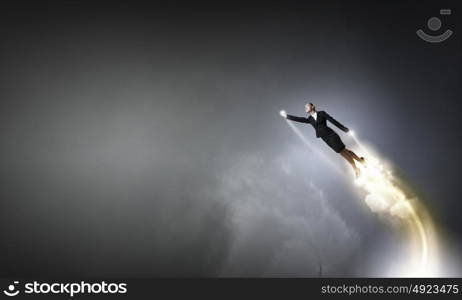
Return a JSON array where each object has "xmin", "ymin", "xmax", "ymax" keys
[{"xmin": 282, "ymin": 103, "xmax": 365, "ymax": 177}]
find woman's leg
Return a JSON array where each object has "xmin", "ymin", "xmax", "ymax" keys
[
  {"xmin": 346, "ymin": 148, "xmax": 365, "ymax": 165},
  {"xmin": 340, "ymin": 149, "xmax": 359, "ymax": 176}
]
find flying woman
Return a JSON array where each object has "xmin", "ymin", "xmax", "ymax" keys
[{"xmin": 281, "ymin": 102, "xmax": 365, "ymax": 177}]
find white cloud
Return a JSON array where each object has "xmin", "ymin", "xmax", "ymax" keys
[{"xmin": 216, "ymin": 147, "xmax": 360, "ymax": 276}]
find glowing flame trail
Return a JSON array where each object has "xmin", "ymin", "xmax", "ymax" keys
[
  {"xmin": 350, "ymin": 132, "xmax": 431, "ymax": 271},
  {"xmin": 284, "ymin": 118, "xmax": 440, "ymax": 276}
]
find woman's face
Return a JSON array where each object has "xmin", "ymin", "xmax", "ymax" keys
[{"xmin": 305, "ymin": 104, "xmax": 312, "ymax": 113}]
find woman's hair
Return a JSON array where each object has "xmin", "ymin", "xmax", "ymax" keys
[{"xmin": 307, "ymin": 102, "xmax": 316, "ymax": 111}]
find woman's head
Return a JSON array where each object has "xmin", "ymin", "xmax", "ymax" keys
[{"xmin": 305, "ymin": 102, "xmax": 315, "ymax": 113}]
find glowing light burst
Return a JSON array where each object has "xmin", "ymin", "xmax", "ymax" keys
[
  {"xmin": 350, "ymin": 133, "xmax": 440, "ymax": 277},
  {"xmin": 283, "ymin": 116, "xmax": 441, "ymax": 276}
]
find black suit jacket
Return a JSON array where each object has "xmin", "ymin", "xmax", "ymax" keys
[{"xmin": 286, "ymin": 111, "xmax": 348, "ymax": 138}]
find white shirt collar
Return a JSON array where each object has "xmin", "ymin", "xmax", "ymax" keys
[{"xmin": 310, "ymin": 111, "xmax": 317, "ymax": 120}]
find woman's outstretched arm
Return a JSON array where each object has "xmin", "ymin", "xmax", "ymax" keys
[
  {"xmin": 324, "ymin": 111, "xmax": 349, "ymax": 132},
  {"xmin": 285, "ymin": 114, "xmax": 310, "ymax": 124}
]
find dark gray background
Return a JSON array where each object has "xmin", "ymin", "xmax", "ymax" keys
[{"xmin": 0, "ymin": 0, "xmax": 461, "ymax": 277}]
